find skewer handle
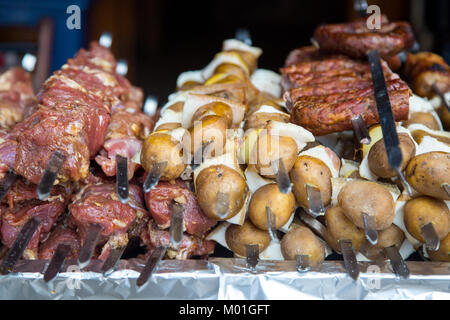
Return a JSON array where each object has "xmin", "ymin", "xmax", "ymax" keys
[
  {"xmin": 339, "ymin": 239, "xmax": 360, "ymax": 281},
  {"xmin": 245, "ymin": 244, "xmax": 259, "ymax": 269},
  {"xmin": 136, "ymin": 246, "xmax": 167, "ymax": 287}
]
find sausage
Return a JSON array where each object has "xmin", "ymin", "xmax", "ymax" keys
[
  {"xmin": 145, "ymin": 180, "xmax": 217, "ymax": 236},
  {"xmin": 313, "ymin": 21, "xmax": 415, "ymax": 59}
]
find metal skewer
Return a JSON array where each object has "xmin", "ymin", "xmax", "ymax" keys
[
  {"xmin": 136, "ymin": 245, "xmax": 167, "ymax": 287},
  {"xmin": 362, "ymin": 212, "xmax": 378, "ymax": 245},
  {"xmin": 116, "ymin": 155, "xmax": 129, "ymax": 203},
  {"xmin": 444, "ymin": 184, "xmax": 450, "ymax": 198},
  {"xmin": 78, "ymin": 224, "xmax": 104, "ymax": 269},
  {"xmin": 353, "ymin": 0, "xmax": 368, "ymax": 18},
  {"xmin": 0, "ymin": 170, "xmax": 17, "ymax": 202},
  {"xmin": 266, "ymin": 206, "xmax": 278, "ymax": 242},
  {"xmin": 235, "ymin": 28, "xmax": 252, "ymax": 46},
  {"xmin": 351, "ymin": 115, "xmax": 371, "ymax": 145},
  {"xmin": 169, "ymin": 202, "xmax": 184, "ymax": 248},
  {"xmin": 273, "ymin": 158, "xmax": 292, "ymax": 194},
  {"xmin": 245, "ymin": 244, "xmax": 259, "ymax": 269},
  {"xmin": 296, "ymin": 255, "xmax": 310, "ymax": 272},
  {"xmin": 339, "ymin": 239, "xmax": 360, "ymax": 281},
  {"xmin": 0, "ymin": 217, "xmax": 40, "ymax": 275},
  {"xmin": 43, "ymin": 244, "xmax": 71, "ymax": 282},
  {"xmin": 37, "ymin": 151, "xmax": 65, "ymax": 200},
  {"xmin": 368, "ymin": 50, "xmax": 413, "ymax": 195},
  {"xmin": 143, "ymin": 161, "xmax": 167, "ymax": 192},
  {"xmin": 191, "ymin": 140, "xmax": 213, "ymax": 170},
  {"xmin": 101, "ymin": 245, "xmax": 127, "ymax": 275},
  {"xmin": 421, "ymin": 222, "xmax": 440, "ymax": 251},
  {"xmin": 384, "ymin": 245, "xmax": 410, "ymax": 279},
  {"xmin": 306, "ymin": 184, "xmax": 325, "ymax": 218}
]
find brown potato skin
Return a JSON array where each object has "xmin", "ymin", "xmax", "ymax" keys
[
  {"xmin": 280, "ymin": 226, "xmax": 325, "ymax": 267},
  {"xmin": 360, "ymin": 224, "xmax": 405, "ymax": 261},
  {"xmin": 290, "ymin": 155, "xmax": 332, "ymax": 209},
  {"xmin": 141, "ymin": 133, "xmax": 186, "ymax": 181},
  {"xmin": 154, "ymin": 122, "xmax": 181, "ymax": 132},
  {"xmin": 196, "ymin": 165, "xmax": 248, "ymax": 220},
  {"xmin": 192, "ymin": 102, "xmax": 233, "ymax": 128},
  {"xmin": 325, "ymin": 206, "xmax": 365, "ymax": 252},
  {"xmin": 226, "ymin": 220, "xmax": 271, "ymax": 257},
  {"xmin": 186, "ymin": 115, "xmax": 228, "ymax": 157},
  {"xmin": 405, "ymin": 152, "xmax": 450, "ymax": 200},
  {"xmin": 248, "ymin": 183, "xmax": 295, "ymax": 230},
  {"xmin": 404, "ymin": 112, "xmax": 441, "ymax": 130},
  {"xmin": 368, "ymin": 133, "xmax": 416, "ymax": 178},
  {"xmin": 428, "ymin": 233, "xmax": 450, "ymax": 262},
  {"xmin": 244, "ymin": 112, "xmax": 289, "ymax": 131},
  {"xmin": 404, "ymin": 196, "xmax": 449, "ymax": 243},
  {"xmin": 338, "ymin": 180, "xmax": 395, "ymax": 230},
  {"xmin": 253, "ymin": 134, "xmax": 298, "ymax": 178}
]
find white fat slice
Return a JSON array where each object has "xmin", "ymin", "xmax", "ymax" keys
[
  {"xmin": 206, "ymin": 222, "xmax": 230, "ymax": 248},
  {"xmin": 331, "ymin": 177, "xmax": 401, "ymax": 206},
  {"xmin": 393, "ymin": 200, "xmax": 422, "ymax": 248},
  {"xmin": 264, "ymin": 120, "xmax": 315, "ymax": 152},
  {"xmin": 429, "ymin": 92, "xmax": 450, "ymax": 109},
  {"xmin": 244, "ymin": 165, "xmax": 273, "ymax": 194},
  {"xmin": 259, "ymin": 241, "xmax": 284, "ymax": 260},
  {"xmin": 153, "ymin": 109, "xmax": 182, "ymax": 131},
  {"xmin": 166, "ymin": 127, "xmax": 187, "ymax": 143},
  {"xmin": 339, "ymin": 159, "xmax": 360, "ymax": 178},
  {"xmin": 182, "ymin": 93, "xmax": 246, "ymax": 128},
  {"xmin": 359, "ymin": 126, "xmax": 417, "ymax": 181},
  {"xmin": 202, "ymin": 52, "xmax": 250, "ymax": 80},
  {"xmin": 415, "ymin": 135, "xmax": 450, "ymax": 155},
  {"xmin": 131, "ymin": 148, "xmax": 141, "ymax": 165},
  {"xmin": 252, "ymin": 104, "xmax": 288, "ymax": 116},
  {"xmin": 160, "ymin": 92, "xmax": 187, "ymax": 114},
  {"xmin": 408, "ymin": 123, "xmax": 450, "ymax": 144},
  {"xmin": 176, "ymin": 70, "xmax": 203, "ymax": 88},
  {"xmin": 222, "ymin": 39, "xmax": 263, "ymax": 58},
  {"xmin": 250, "ymin": 69, "xmax": 282, "ymax": 98},
  {"xmin": 299, "ymin": 145, "xmax": 341, "ymax": 178},
  {"xmin": 279, "ymin": 212, "xmax": 296, "ymax": 234},
  {"xmin": 409, "ymin": 94, "xmax": 435, "ymax": 113}
]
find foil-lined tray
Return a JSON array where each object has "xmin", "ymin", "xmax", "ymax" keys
[{"xmin": 1, "ymin": 258, "xmax": 449, "ymax": 299}]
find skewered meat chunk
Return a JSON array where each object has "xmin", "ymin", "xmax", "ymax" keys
[
  {"xmin": 403, "ymin": 52, "xmax": 450, "ymax": 98},
  {"xmin": 38, "ymin": 226, "xmax": 81, "ymax": 260},
  {"xmin": 0, "ymin": 182, "xmax": 73, "ymax": 259},
  {"xmin": 11, "ymin": 42, "xmax": 142, "ymax": 185},
  {"xmin": 68, "ymin": 183, "xmax": 149, "ymax": 260},
  {"xmin": 140, "ymin": 220, "xmax": 216, "ymax": 260},
  {"xmin": 313, "ymin": 17, "xmax": 415, "ymax": 59},
  {"xmin": 145, "ymin": 180, "xmax": 216, "ymax": 237},
  {"xmin": 0, "ymin": 67, "xmax": 36, "ymax": 130}
]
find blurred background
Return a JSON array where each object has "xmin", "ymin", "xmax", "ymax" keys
[{"xmin": 0, "ymin": 0, "xmax": 448, "ymax": 103}]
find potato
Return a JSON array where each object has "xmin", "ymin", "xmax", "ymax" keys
[
  {"xmin": 403, "ymin": 196, "xmax": 449, "ymax": 243},
  {"xmin": 167, "ymin": 101, "xmax": 184, "ymax": 112},
  {"xmin": 405, "ymin": 151, "xmax": 450, "ymax": 200},
  {"xmin": 247, "ymin": 100, "xmax": 284, "ymax": 116},
  {"xmin": 225, "ymin": 220, "xmax": 271, "ymax": 257},
  {"xmin": 403, "ymin": 112, "xmax": 441, "ymax": 130},
  {"xmin": 244, "ymin": 112, "xmax": 289, "ymax": 131},
  {"xmin": 360, "ymin": 224, "xmax": 405, "ymax": 261},
  {"xmin": 368, "ymin": 133, "xmax": 416, "ymax": 178},
  {"xmin": 228, "ymin": 50, "xmax": 258, "ymax": 73},
  {"xmin": 428, "ymin": 233, "xmax": 450, "ymax": 262},
  {"xmin": 141, "ymin": 132, "xmax": 186, "ymax": 181},
  {"xmin": 290, "ymin": 155, "xmax": 332, "ymax": 209},
  {"xmin": 196, "ymin": 165, "xmax": 248, "ymax": 220},
  {"xmin": 325, "ymin": 206, "xmax": 365, "ymax": 252},
  {"xmin": 186, "ymin": 115, "xmax": 228, "ymax": 157},
  {"xmin": 280, "ymin": 226, "xmax": 325, "ymax": 267},
  {"xmin": 338, "ymin": 180, "xmax": 395, "ymax": 230},
  {"xmin": 252, "ymin": 134, "xmax": 298, "ymax": 178},
  {"xmin": 248, "ymin": 183, "xmax": 295, "ymax": 230},
  {"xmin": 192, "ymin": 102, "xmax": 233, "ymax": 128}
]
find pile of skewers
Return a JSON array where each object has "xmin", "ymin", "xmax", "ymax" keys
[{"xmin": 0, "ymin": 10, "xmax": 448, "ymax": 288}]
